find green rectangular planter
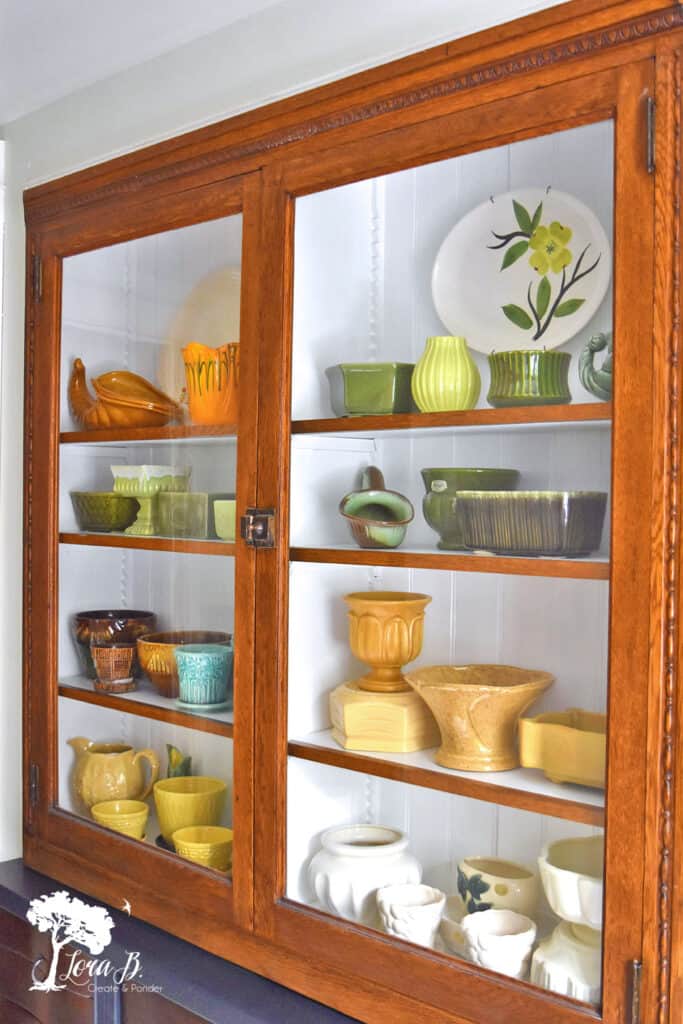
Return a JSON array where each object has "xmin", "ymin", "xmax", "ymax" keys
[{"xmin": 326, "ymin": 363, "xmax": 416, "ymax": 416}]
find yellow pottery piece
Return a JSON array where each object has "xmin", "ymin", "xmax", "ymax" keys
[
  {"xmin": 68, "ymin": 738, "xmax": 159, "ymax": 810},
  {"xmin": 68, "ymin": 359, "xmax": 184, "ymax": 430},
  {"xmin": 182, "ymin": 342, "xmax": 239, "ymax": 426},
  {"xmin": 172, "ymin": 826, "xmax": 234, "ymax": 872},
  {"xmin": 519, "ymin": 708, "xmax": 606, "ymax": 788},
  {"xmin": 153, "ymin": 776, "xmax": 227, "ymax": 843},
  {"xmin": 91, "ymin": 799, "xmax": 149, "ymax": 839},
  {"xmin": 405, "ymin": 665, "xmax": 553, "ymax": 771},
  {"xmin": 411, "ymin": 336, "xmax": 481, "ymax": 412},
  {"xmin": 344, "ymin": 591, "xmax": 432, "ymax": 693}
]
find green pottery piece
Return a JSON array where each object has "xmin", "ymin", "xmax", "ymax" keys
[
  {"xmin": 70, "ymin": 492, "xmax": 140, "ymax": 533},
  {"xmin": 208, "ymin": 493, "xmax": 236, "ymax": 538},
  {"xmin": 487, "ymin": 350, "xmax": 571, "ymax": 407},
  {"xmin": 421, "ymin": 469, "xmax": 520, "ymax": 550},
  {"xmin": 456, "ymin": 490, "xmax": 608, "ymax": 557},
  {"xmin": 157, "ymin": 492, "xmax": 209, "ymax": 539},
  {"xmin": 579, "ymin": 332, "xmax": 612, "ymax": 401},
  {"xmin": 340, "ymin": 467, "xmax": 414, "ymax": 549},
  {"xmin": 411, "ymin": 336, "xmax": 481, "ymax": 412},
  {"xmin": 326, "ymin": 363, "xmax": 416, "ymax": 417}
]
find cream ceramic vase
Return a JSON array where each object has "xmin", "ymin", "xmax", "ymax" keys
[
  {"xmin": 69, "ymin": 738, "xmax": 159, "ymax": 810},
  {"xmin": 411, "ymin": 336, "xmax": 481, "ymax": 413},
  {"xmin": 309, "ymin": 825, "xmax": 422, "ymax": 926}
]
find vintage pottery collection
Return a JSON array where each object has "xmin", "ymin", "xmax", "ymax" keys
[
  {"xmin": 172, "ymin": 825, "xmax": 234, "ymax": 872},
  {"xmin": 153, "ymin": 776, "xmax": 227, "ymax": 843},
  {"xmin": 68, "ymin": 358, "xmax": 184, "ymax": 430},
  {"xmin": 137, "ymin": 630, "xmax": 232, "ymax": 699},
  {"xmin": 111, "ymin": 464, "xmax": 191, "ymax": 536},
  {"xmin": 405, "ymin": 665, "xmax": 553, "ymax": 771},
  {"xmin": 91, "ymin": 799, "xmax": 149, "ymax": 840},
  {"xmin": 421, "ymin": 468, "xmax": 519, "ymax": 550},
  {"xmin": 339, "ymin": 467, "xmax": 414, "ymax": 549},
  {"xmin": 579, "ymin": 331, "xmax": 613, "ymax": 401},
  {"xmin": 326, "ymin": 362, "xmax": 416, "ymax": 416},
  {"xmin": 376, "ymin": 883, "xmax": 446, "ymax": 947},
  {"xmin": 519, "ymin": 709, "xmax": 607, "ymax": 788},
  {"xmin": 72, "ymin": 609, "xmax": 157, "ymax": 679},
  {"xmin": 456, "ymin": 490, "xmax": 608, "ymax": 557},
  {"xmin": 461, "ymin": 909, "xmax": 537, "ymax": 979},
  {"xmin": 456, "ymin": 857, "xmax": 540, "ymax": 916},
  {"xmin": 487, "ymin": 350, "xmax": 571, "ymax": 407},
  {"xmin": 182, "ymin": 341, "xmax": 239, "ymax": 425},
  {"xmin": 68, "ymin": 738, "xmax": 160, "ymax": 810},
  {"xmin": 308, "ymin": 825, "xmax": 422, "ymax": 926},
  {"xmin": 411, "ymin": 336, "xmax": 481, "ymax": 412}
]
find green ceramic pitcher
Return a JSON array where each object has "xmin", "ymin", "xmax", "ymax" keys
[{"xmin": 340, "ymin": 467, "xmax": 414, "ymax": 549}]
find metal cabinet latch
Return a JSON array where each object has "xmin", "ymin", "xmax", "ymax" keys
[{"xmin": 240, "ymin": 508, "xmax": 275, "ymax": 548}]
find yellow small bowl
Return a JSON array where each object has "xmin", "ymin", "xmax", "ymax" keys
[
  {"xmin": 172, "ymin": 826, "xmax": 233, "ymax": 871},
  {"xmin": 91, "ymin": 799, "xmax": 149, "ymax": 839}
]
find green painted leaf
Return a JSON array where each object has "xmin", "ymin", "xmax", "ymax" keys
[
  {"xmin": 531, "ymin": 202, "xmax": 543, "ymax": 232},
  {"xmin": 513, "ymin": 200, "xmax": 532, "ymax": 234},
  {"xmin": 500, "ymin": 239, "xmax": 529, "ymax": 270},
  {"xmin": 502, "ymin": 304, "xmax": 533, "ymax": 330},
  {"xmin": 536, "ymin": 276, "xmax": 551, "ymax": 317},
  {"xmin": 468, "ymin": 874, "xmax": 491, "ymax": 900},
  {"xmin": 555, "ymin": 298, "xmax": 586, "ymax": 317}
]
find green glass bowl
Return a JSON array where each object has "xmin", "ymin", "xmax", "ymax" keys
[
  {"xmin": 487, "ymin": 350, "xmax": 571, "ymax": 407},
  {"xmin": 421, "ymin": 469, "xmax": 520, "ymax": 550},
  {"xmin": 70, "ymin": 492, "xmax": 140, "ymax": 532},
  {"xmin": 326, "ymin": 363, "xmax": 417, "ymax": 417}
]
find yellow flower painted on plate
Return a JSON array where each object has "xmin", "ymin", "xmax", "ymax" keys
[{"xmin": 528, "ymin": 221, "xmax": 573, "ymax": 274}]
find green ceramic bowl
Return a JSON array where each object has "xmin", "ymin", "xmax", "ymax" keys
[
  {"xmin": 326, "ymin": 363, "xmax": 417, "ymax": 417},
  {"xmin": 421, "ymin": 469, "xmax": 520, "ymax": 550},
  {"xmin": 456, "ymin": 490, "xmax": 608, "ymax": 557},
  {"xmin": 487, "ymin": 350, "xmax": 571, "ymax": 407},
  {"xmin": 157, "ymin": 493, "xmax": 208, "ymax": 539},
  {"xmin": 70, "ymin": 492, "xmax": 140, "ymax": 532}
]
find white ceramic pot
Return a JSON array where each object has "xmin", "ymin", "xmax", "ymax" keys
[
  {"xmin": 439, "ymin": 895, "xmax": 467, "ymax": 958},
  {"xmin": 461, "ymin": 908, "xmax": 537, "ymax": 980},
  {"xmin": 377, "ymin": 883, "xmax": 445, "ymax": 947},
  {"xmin": 538, "ymin": 835, "xmax": 604, "ymax": 930},
  {"xmin": 309, "ymin": 824, "xmax": 422, "ymax": 926},
  {"xmin": 457, "ymin": 856, "xmax": 540, "ymax": 916},
  {"xmin": 530, "ymin": 921, "xmax": 602, "ymax": 1005}
]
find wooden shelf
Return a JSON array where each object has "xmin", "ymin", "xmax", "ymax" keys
[
  {"xmin": 292, "ymin": 402, "xmax": 612, "ymax": 436},
  {"xmin": 59, "ymin": 676, "xmax": 234, "ymax": 738},
  {"xmin": 60, "ymin": 532, "xmax": 235, "ymax": 556},
  {"xmin": 60, "ymin": 423, "xmax": 237, "ymax": 445},
  {"xmin": 289, "ymin": 731, "xmax": 605, "ymax": 827},
  {"xmin": 290, "ymin": 545, "xmax": 610, "ymax": 580}
]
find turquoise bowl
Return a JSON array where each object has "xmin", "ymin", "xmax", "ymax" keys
[{"xmin": 174, "ymin": 643, "xmax": 234, "ymax": 706}]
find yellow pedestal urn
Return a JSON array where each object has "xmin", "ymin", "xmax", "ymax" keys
[{"xmin": 330, "ymin": 592, "xmax": 440, "ymax": 753}]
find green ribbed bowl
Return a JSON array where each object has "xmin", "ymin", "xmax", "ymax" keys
[
  {"xmin": 70, "ymin": 492, "xmax": 140, "ymax": 532},
  {"xmin": 457, "ymin": 491, "xmax": 608, "ymax": 557},
  {"xmin": 487, "ymin": 351, "xmax": 571, "ymax": 407}
]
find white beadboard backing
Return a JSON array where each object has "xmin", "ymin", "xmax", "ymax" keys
[
  {"xmin": 59, "ymin": 213, "xmax": 243, "ymax": 431},
  {"xmin": 291, "ymin": 120, "xmax": 613, "ymax": 421},
  {"xmin": 286, "ymin": 757, "xmax": 601, "ymax": 909},
  {"xmin": 57, "ymin": 697, "xmax": 233, "ymax": 829}
]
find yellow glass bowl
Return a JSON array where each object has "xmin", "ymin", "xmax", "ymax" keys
[
  {"xmin": 91, "ymin": 799, "xmax": 149, "ymax": 839},
  {"xmin": 172, "ymin": 826, "xmax": 234, "ymax": 871},
  {"xmin": 153, "ymin": 776, "xmax": 227, "ymax": 843}
]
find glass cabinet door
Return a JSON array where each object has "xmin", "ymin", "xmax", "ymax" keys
[
  {"xmin": 263, "ymin": 60, "xmax": 656, "ymax": 1024},
  {"xmin": 35, "ymin": 185, "xmax": 256, "ymax": 929}
]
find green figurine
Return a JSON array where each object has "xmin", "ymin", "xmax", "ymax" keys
[{"xmin": 166, "ymin": 744, "xmax": 192, "ymax": 778}]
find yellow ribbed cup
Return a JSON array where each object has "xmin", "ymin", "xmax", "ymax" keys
[{"xmin": 411, "ymin": 336, "xmax": 481, "ymax": 412}]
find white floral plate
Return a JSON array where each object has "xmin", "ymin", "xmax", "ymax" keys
[{"xmin": 431, "ymin": 188, "xmax": 611, "ymax": 354}]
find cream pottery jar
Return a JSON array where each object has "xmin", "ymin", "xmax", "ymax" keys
[{"xmin": 309, "ymin": 825, "xmax": 422, "ymax": 926}]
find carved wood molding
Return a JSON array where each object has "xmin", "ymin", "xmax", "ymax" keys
[{"xmin": 25, "ymin": 5, "xmax": 683, "ymax": 224}]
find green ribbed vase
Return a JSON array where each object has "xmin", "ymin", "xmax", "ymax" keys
[
  {"xmin": 411, "ymin": 336, "xmax": 481, "ymax": 413},
  {"xmin": 487, "ymin": 350, "xmax": 571, "ymax": 407}
]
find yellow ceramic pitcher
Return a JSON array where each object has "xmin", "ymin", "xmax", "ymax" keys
[
  {"xmin": 182, "ymin": 342, "xmax": 239, "ymax": 426},
  {"xmin": 68, "ymin": 738, "xmax": 159, "ymax": 810}
]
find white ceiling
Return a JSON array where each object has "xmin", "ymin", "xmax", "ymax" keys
[{"xmin": 0, "ymin": 0, "xmax": 287, "ymax": 125}]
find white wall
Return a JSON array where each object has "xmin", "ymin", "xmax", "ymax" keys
[{"xmin": 0, "ymin": 0, "xmax": 563, "ymax": 860}]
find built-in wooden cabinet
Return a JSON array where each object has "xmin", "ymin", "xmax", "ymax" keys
[{"xmin": 22, "ymin": 3, "xmax": 683, "ymax": 1022}]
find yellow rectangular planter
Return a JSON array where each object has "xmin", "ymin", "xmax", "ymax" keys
[{"xmin": 518, "ymin": 709, "xmax": 606, "ymax": 789}]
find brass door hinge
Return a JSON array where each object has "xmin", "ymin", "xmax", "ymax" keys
[
  {"xmin": 647, "ymin": 96, "xmax": 656, "ymax": 174},
  {"xmin": 29, "ymin": 763, "xmax": 39, "ymax": 807},
  {"xmin": 32, "ymin": 254, "xmax": 42, "ymax": 301},
  {"xmin": 240, "ymin": 508, "xmax": 275, "ymax": 548},
  {"xmin": 631, "ymin": 959, "xmax": 642, "ymax": 1024}
]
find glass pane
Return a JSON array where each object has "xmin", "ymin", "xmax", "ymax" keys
[
  {"xmin": 58, "ymin": 214, "xmax": 241, "ymax": 880},
  {"xmin": 286, "ymin": 120, "xmax": 612, "ymax": 1007}
]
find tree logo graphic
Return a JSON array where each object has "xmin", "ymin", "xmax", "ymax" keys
[{"xmin": 26, "ymin": 890, "xmax": 115, "ymax": 992}]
